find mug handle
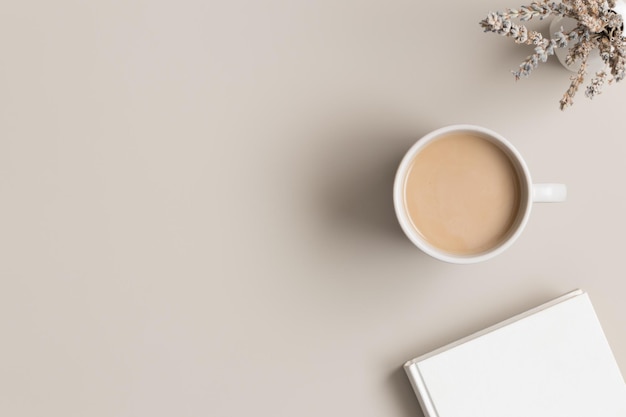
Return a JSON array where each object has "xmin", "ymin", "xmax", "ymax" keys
[{"xmin": 533, "ymin": 183, "xmax": 567, "ymax": 203}]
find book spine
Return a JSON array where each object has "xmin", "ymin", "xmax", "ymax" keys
[{"xmin": 404, "ymin": 363, "xmax": 438, "ymax": 417}]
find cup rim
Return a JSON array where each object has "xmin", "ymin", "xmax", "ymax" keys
[{"xmin": 393, "ymin": 124, "xmax": 533, "ymax": 264}]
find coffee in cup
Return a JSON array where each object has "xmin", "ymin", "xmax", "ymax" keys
[{"xmin": 393, "ymin": 125, "xmax": 566, "ymax": 264}]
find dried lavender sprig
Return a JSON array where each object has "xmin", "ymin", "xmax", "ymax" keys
[
  {"xmin": 504, "ymin": 1, "xmax": 565, "ymax": 20},
  {"xmin": 586, "ymin": 70, "xmax": 609, "ymax": 98},
  {"xmin": 585, "ymin": 37, "xmax": 614, "ymax": 98},
  {"xmin": 608, "ymin": 35, "xmax": 626, "ymax": 81},
  {"xmin": 481, "ymin": 12, "xmax": 546, "ymax": 44},
  {"xmin": 513, "ymin": 28, "xmax": 578, "ymax": 79},
  {"xmin": 560, "ymin": 52, "xmax": 589, "ymax": 109},
  {"xmin": 513, "ymin": 39, "xmax": 552, "ymax": 80},
  {"xmin": 565, "ymin": 35, "xmax": 597, "ymax": 66}
]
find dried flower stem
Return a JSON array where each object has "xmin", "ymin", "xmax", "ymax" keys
[{"xmin": 560, "ymin": 54, "xmax": 589, "ymax": 109}]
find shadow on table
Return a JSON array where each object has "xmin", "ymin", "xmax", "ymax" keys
[
  {"xmin": 299, "ymin": 118, "xmax": 453, "ymax": 284},
  {"xmin": 388, "ymin": 366, "xmax": 425, "ymax": 417},
  {"xmin": 313, "ymin": 126, "xmax": 424, "ymax": 249}
]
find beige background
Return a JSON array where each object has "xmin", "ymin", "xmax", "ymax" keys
[{"xmin": 1, "ymin": 1, "xmax": 625, "ymax": 416}]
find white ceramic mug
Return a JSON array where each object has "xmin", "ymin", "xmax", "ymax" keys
[{"xmin": 393, "ymin": 124, "xmax": 566, "ymax": 264}]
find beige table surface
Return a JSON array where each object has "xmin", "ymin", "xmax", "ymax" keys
[{"xmin": 2, "ymin": 1, "xmax": 626, "ymax": 416}]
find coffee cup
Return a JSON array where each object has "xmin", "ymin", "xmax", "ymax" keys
[{"xmin": 393, "ymin": 124, "xmax": 566, "ymax": 264}]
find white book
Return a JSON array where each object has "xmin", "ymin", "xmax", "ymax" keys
[{"xmin": 404, "ymin": 289, "xmax": 626, "ymax": 417}]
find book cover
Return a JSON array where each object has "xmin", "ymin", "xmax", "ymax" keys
[{"xmin": 404, "ymin": 289, "xmax": 626, "ymax": 417}]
